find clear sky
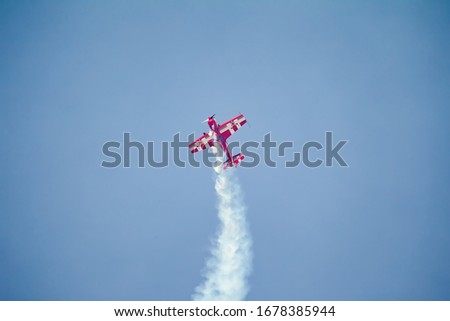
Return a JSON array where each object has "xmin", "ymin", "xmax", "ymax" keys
[{"xmin": 1, "ymin": 1, "xmax": 449, "ymax": 300}]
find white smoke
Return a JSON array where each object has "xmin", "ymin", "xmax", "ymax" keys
[{"xmin": 193, "ymin": 163, "xmax": 252, "ymax": 301}]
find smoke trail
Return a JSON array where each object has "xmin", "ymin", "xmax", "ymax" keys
[{"xmin": 193, "ymin": 164, "xmax": 252, "ymax": 301}]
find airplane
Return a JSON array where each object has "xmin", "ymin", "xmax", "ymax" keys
[{"xmin": 189, "ymin": 113, "xmax": 247, "ymax": 169}]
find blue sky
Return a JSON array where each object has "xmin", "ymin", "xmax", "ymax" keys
[{"xmin": 1, "ymin": 1, "xmax": 449, "ymax": 300}]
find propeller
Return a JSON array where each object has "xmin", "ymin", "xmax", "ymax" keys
[{"xmin": 201, "ymin": 114, "xmax": 216, "ymax": 123}]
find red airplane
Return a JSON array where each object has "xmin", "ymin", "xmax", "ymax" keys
[{"xmin": 189, "ymin": 113, "xmax": 247, "ymax": 169}]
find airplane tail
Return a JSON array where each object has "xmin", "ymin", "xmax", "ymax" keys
[{"xmin": 223, "ymin": 153, "xmax": 245, "ymax": 169}]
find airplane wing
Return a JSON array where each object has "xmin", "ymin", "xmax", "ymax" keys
[
  {"xmin": 189, "ymin": 131, "xmax": 215, "ymax": 153},
  {"xmin": 218, "ymin": 114, "xmax": 247, "ymax": 141}
]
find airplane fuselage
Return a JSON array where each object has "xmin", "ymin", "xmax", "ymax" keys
[{"xmin": 207, "ymin": 118, "xmax": 233, "ymax": 163}]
